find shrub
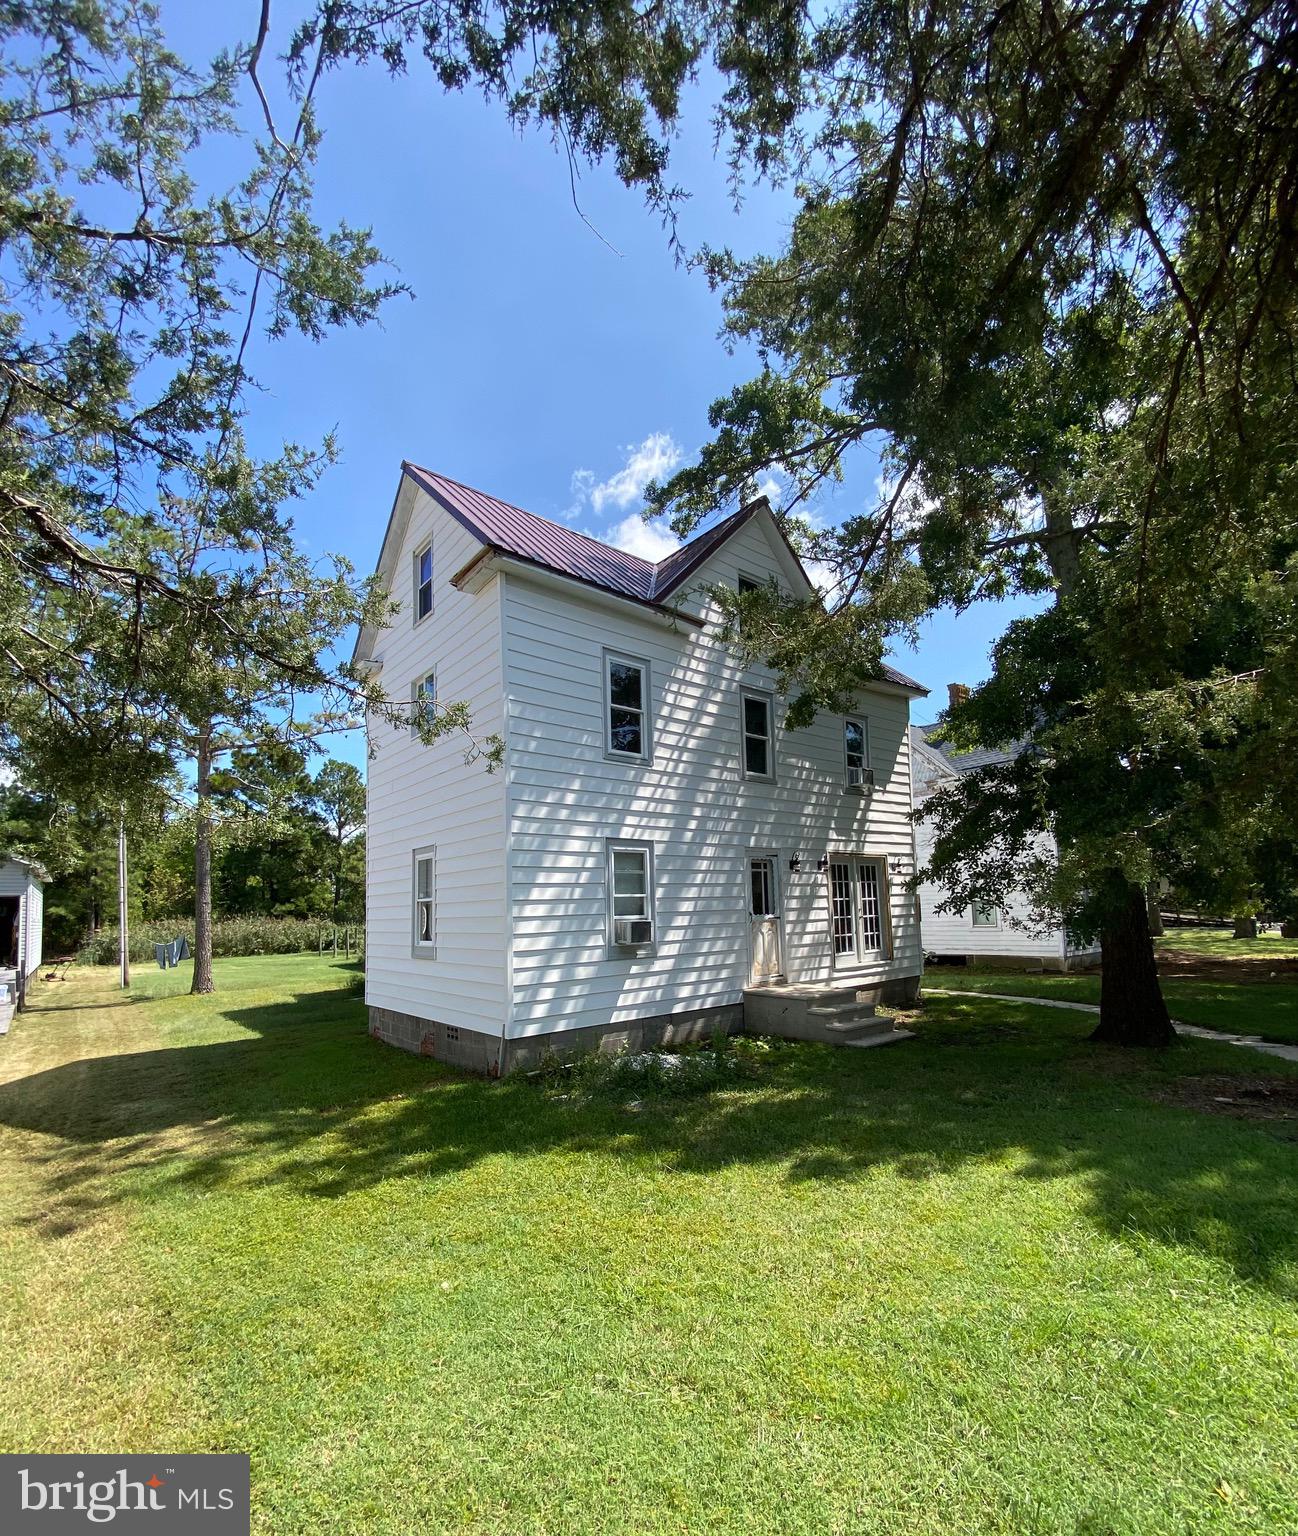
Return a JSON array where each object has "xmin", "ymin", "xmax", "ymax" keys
[{"xmin": 79, "ymin": 916, "xmax": 360, "ymax": 965}]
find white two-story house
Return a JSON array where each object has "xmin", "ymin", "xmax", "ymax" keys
[{"xmin": 353, "ymin": 463, "xmax": 928, "ymax": 1073}]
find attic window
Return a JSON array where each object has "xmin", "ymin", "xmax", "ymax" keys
[
  {"xmin": 415, "ymin": 544, "xmax": 433, "ymax": 622},
  {"xmin": 737, "ymin": 571, "xmax": 762, "ymax": 638}
]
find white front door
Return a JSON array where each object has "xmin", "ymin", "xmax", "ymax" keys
[
  {"xmin": 747, "ymin": 856, "xmax": 783, "ymax": 984},
  {"xmin": 827, "ymin": 857, "xmax": 889, "ymax": 966}
]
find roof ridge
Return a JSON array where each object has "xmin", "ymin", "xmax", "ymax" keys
[
  {"xmin": 404, "ymin": 461, "xmax": 657, "ymax": 572},
  {"xmin": 405, "ymin": 460, "xmax": 751, "ymax": 584}
]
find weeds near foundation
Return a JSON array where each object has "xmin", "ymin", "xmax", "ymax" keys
[{"xmin": 539, "ymin": 1033, "xmax": 781, "ymax": 1102}]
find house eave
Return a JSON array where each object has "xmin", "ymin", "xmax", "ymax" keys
[{"xmin": 452, "ymin": 549, "xmax": 706, "ymax": 630}]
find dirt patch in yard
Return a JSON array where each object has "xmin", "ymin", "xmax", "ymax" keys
[
  {"xmin": 1155, "ymin": 952, "xmax": 1298, "ymax": 982},
  {"xmin": 1150, "ymin": 1074, "xmax": 1298, "ymax": 1124}
]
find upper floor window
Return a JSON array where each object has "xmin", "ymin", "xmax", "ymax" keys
[
  {"xmin": 412, "ymin": 847, "xmax": 436, "ymax": 955},
  {"xmin": 414, "ymin": 543, "xmax": 433, "ymax": 622},
  {"xmin": 741, "ymin": 689, "xmax": 774, "ymax": 780},
  {"xmin": 844, "ymin": 717, "xmax": 871, "ymax": 789},
  {"xmin": 410, "ymin": 670, "xmax": 436, "ymax": 737},
  {"xmin": 604, "ymin": 651, "xmax": 651, "ymax": 762},
  {"xmin": 972, "ymin": 901, "xmax": 999, "ymax": 928}
]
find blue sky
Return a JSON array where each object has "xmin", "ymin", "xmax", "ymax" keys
[{"xmin": 170, "ymin": 7, "xmax": 1040, "ymax": 765}]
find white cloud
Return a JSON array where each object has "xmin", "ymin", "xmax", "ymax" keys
[
  {"xmin": 601, "ymin": 512, "xmax": 681, "ymax": 562},
  {"xmin": 804, "ymin": 559, "xmax": 841, "ymax": 599},
  {"xmin": 567, "ymin": 431, "xmax": 686, "ymax": 561},
  {"xmin": 754, "ymin": 475, "xmax": 784, "ymax": 508},
  {"xmin": 580, "ymin": 432, "xmax": 683, "ymax": 515}
]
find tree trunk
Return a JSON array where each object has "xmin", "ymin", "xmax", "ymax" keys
[
  {"xmin": 1145, "ymin": 882, "xmax": 1164, "ymax": 937},
  {"xmin": 1090, "ymin": 875, "xmax": 1175, "ymax": 1046},
  {"xmin": 1233, "ymin": 915, "xmax": 1258, "ymax": 940},
  {"xmin": 191, "ymin": 723, "xmax": 215, "ymax": 995},
  {"xmin": 1282, "ymin": 919, "xmax": 1298, "ymax": 940}
]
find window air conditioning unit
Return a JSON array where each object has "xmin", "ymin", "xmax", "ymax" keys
[
  {"xmin": 847, "ymin": 766, "xmax": 876, "ymax": 791},
  {"xmin": 614, "ymin": 919, "xmax": 653, "ymax": 946}
]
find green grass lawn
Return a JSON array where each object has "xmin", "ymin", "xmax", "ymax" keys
[
  {"xmin": 924, "ymin": 965, "xmax": 1298, "ymax": 1045},
  {"xmin": 1157, "ymin": 926, "xmax": 1298, "ymax": 963},
  {"xmin": 2, "ymin": 956, "xmax": 1297, "ymax": 1534}
]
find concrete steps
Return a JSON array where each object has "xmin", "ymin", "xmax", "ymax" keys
[{"xmin": 743, "ymin": 983, "xmax": 914, "ymax": 1049}]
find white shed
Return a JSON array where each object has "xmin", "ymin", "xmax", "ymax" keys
[{"xmin": 0, "ymin": 856, "xmax": 48, "ymax": 1015}]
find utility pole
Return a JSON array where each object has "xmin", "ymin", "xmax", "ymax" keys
[{"xmin": 117, "ymin": 817, "xmax": 130, "ymax": 989}]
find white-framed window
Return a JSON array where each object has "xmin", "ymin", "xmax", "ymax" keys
[
  {"xmin": 603, "ymin": 650, "xmax": 652, "ymax": 762},
  {"xmin": 844, "ymin": 717, "xmax": 871, "ymax": 789},
  {"xmin": 414, "ymin": 543, "xmax": 433, "ymax": 623},
  {"xmin": 741, "ymin": 689, "xmax": 775, "ymax": 780},
  {"xmin": 410, "ymin": 670, "xmax": 436, "ymax": 737},
  {"xmin": 606, "ymin": 838, "xmax": 656, "ymax": 954},
  {"xmin": 412, "ymin": 846, "xmax": 436, "ymax": 956},
  {"xmin": 972, "ymin": 901, "xmax": 1000, "ymax": 928},
  {"xmin": 736, "ymin": 571, "xmax": 764, "ymax": 638}
]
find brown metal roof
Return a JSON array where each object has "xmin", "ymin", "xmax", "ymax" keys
[
  {"xmin": 403, "ymin": 462, "xmax": 760, "ymax": 605},
  {"xmin": 402, "ymin": 462, "xmax": 926, "ymax": 693}
]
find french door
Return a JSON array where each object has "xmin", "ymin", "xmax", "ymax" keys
[{"xmin": 827, "ymin": 857, "xmax": 889, "ymax": 965}]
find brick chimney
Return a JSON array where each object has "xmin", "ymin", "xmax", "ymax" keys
[{"xmin": 947, "ymin": 682, "xmax": 971, "ymax": 711}]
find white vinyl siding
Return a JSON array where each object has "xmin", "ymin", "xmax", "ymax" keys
[
  {"xmin": 0, "ymin": 861, "xmax": 44, "ymax": 980},
  {"xmin": 363, "ymin": 479, "xmax": 508, "ymax": 1035},
  {"xmin": 913, "ymin": 789, "xmax": 1099, "ymax": 966},
  {"xmin": 501, "ymin": 511, "xmax": 923, "ymax": 1043}
]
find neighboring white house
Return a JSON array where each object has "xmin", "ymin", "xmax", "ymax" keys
[
  {"xmin": 911, "ymin": 712, "xmax": 1099, "ymax": 970},
  {"xmin": 0, "ymin": 855, "xmax": 47, "ymax": 1019},
  {"xmin": 353, "ymin": 463, "xmax": 930, "ymax": 1073}
]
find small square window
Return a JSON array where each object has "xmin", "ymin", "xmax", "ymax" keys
[
  {"xmin": 972, "ymin": 901, "xmax": 999, "ymax": 928},
  {"xmin": 415, "ymin": 544, "xmax": 433, "ymax": 622}
]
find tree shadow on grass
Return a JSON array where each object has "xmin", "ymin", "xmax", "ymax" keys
[{"xmin": 1, "ymin": 980, "xmax": 1296, "ymax": 1298}]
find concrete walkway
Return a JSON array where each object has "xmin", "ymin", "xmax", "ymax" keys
[{"xmin": 924, "ymin": 988, "xmax": 1298, "ymax": 1064}]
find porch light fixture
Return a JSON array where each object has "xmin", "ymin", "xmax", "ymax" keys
[
  {"xmin": 788, "ymin": 855, "xmax": 801, "ymax": 873},
  {"xmin": 817, "ymin": 856, "xmax": 829, "ymax": 873}
]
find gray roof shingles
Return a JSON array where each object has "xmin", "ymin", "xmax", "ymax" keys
[{"xmin": 913, "ymin": 723, "xmax": 1023, "ymax": 772}]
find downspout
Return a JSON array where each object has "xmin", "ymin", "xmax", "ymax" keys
[{"xmin": 495, "ymin": 571, "xmax": 513, "ymax": 1078}]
